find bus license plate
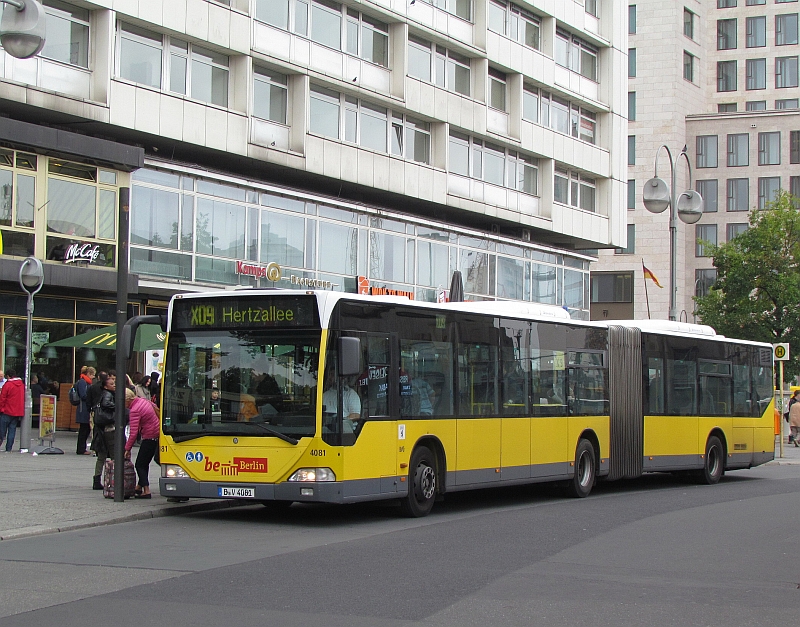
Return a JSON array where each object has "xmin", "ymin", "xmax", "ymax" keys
[{"xmin": 218, "ymin": 487, "xmax": 255, "ymax": 498}]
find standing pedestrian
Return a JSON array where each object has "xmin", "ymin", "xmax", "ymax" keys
[
  {"xmin": 134, "ymin": 375, "xmax": 151, "ymax": 399},
  {"xmin": 0, "ymin": 370, "xmax": 6, "ymax": 391},
  {"xmin": 149, "ymin": 372, "xmax": 161, "ymax": 406},
  {"xmin": 74, "ymin": 366, "xmax": 94, "ymax": 455},
  {"xmin": 90, "ymin": 373, "xmax": 117, "ymax": 490},
  {"xmin": 0, "ymin": 369, "xmax": 25, "ymax": 452},
  {"xmin": 789, "ymin": 390, "xmax": 800, "ymax": 448},
  {"xmin": 124, "ymin": 388, "xmax": 160, "ymax": 498}
]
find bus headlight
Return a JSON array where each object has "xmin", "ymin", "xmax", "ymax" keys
[
  {"xmin": 162, "ymin": 464, "xmax": 189, "ymax": 479},
  {"xmin": 288, "ymin": 468, "xmax": 336, "ymax": 482}
]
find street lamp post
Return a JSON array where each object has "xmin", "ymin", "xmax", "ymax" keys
[
  {"xmin": 18, "ymin": 256, "xmax": 43, "ymax": 453},
  {"xmin": 642, "ymin": 146, "xmax": 704, "ymax": 321}
]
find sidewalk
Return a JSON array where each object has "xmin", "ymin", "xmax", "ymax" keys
[{"xmin": 0, "ymin": 430, "xmax": 240, "ymax": 542}]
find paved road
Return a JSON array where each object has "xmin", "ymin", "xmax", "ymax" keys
[{"xmin": 0, "ymin": 460, "xmax": 798, "ymax": 626}]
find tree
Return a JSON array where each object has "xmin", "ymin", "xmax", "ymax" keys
[{"xmin": 694, "ymin": 190, "xmax": 800, "ymax": 378}]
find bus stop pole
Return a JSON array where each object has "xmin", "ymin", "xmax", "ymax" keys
[{"xmin": 779, "ymin": 360, "xmax": 785, "ymax": 459}]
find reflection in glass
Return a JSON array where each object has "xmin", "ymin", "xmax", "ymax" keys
[
  {"xmin": 47, "ymin": 178, "xmax": 96, "ymax": 237},
  {"xmin": 318, "ymin": 223, "xmax": 357, "ymax": 275},
  {"xmin": 195, "ymin": 198, "xmax": 245, "ymax": 258},
  {"xmin": 131, "ymin": 186, "xmax": 180, "ymax": 248},
  {"xmin": 261, "ymin": 210, "xmax": 305, "ymax": 267}
]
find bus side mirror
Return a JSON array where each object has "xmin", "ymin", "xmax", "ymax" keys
[{"xmin": 339, "ymin": 337, "xmax": 361, "ymax": 376}]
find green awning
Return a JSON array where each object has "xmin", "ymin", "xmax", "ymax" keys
[{"xmin": 46, "ymin": 324, "xmax": 166, "ymax": 352}]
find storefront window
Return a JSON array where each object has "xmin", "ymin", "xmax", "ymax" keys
[
  {"xmin": 195, "ymin": 198, "xmax": 245, "ymax": 258},
  {"xmin": 131, "ymin": 186, "xmax": 180, "ymax": 248},
  {"xmin": 261, "ymin": 210, "xmax": 305, "ymax": 267},
  {"xmin": 318, "ymin": 223, "xmax": 358, "ymax": 274}
]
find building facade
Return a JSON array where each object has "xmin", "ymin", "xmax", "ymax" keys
[
  {"xmin": 593, "ymin": 0, "xmax": 800, "ymax": 322},
  {"xmin": 0, "ymin": 0, "xmax": 627, "ymax": 392}
]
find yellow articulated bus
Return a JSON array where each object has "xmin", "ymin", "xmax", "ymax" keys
[{"xmin": 130, "ymin": 290, "xmax": 774, "ymax": 517}]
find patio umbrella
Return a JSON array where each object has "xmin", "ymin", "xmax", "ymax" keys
[
  {"xmin": 449, "ymin": 270, "xmax": 464, "ymax": 302},
  {"xmin": 46, "ymin": 324, "xmax": 166, "ymax": 352}
]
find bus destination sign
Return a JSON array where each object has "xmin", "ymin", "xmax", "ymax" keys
[{"xmin": 172, "ymin": 296, "xmax": 317, "ymax": 331}]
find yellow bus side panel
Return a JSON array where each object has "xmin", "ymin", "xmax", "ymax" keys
[
  {"xmin": 403, "ymin": 418, "xmax": 457, "ymax": 472},
  {"xmin": 567, "ymin": 417, "xmax": 610, "ymax": 460},
  {"xmin": 501, "ymin": 418, "xmax": 531, "ymax": 469},
  {"xmin": 456, "ymin": 419, "xmax": 501, "ymax": 471},
  {"xmin": 531, "ymin": 417, "xmax": 569, "ymax": 465},
  {"xmin": 644, "ymin": 416, "xmax": 699, "ymax": 457},
  {"xmin": 342, "ymin": 421, "xmax": 397, "ymax": 481}
]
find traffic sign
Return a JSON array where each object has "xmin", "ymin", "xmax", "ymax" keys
[{"xmin": 773, "ymin": 343, "xmax": 790, "ymax": 361}]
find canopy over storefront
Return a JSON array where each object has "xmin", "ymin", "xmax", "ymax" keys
[{"xmin": 46, "ymin": 324, "xmax": 165, "ymax": 352}]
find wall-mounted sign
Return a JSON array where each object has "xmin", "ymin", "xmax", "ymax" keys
[
  {"xmin": 63, "ymin": 242, "xmax": 101, "ymax": 264},
  {"xmin": 356, "ymin": 276, "xmax": 414, "ymax": 300},
  {"xmin": 234, "ymin": 261, "xmax": 337, "ymax": 290}
]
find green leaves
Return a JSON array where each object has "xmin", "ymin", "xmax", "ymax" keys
[{"xmin": 695, "ymin": 191, "xmax": 800, "ymax": 377}]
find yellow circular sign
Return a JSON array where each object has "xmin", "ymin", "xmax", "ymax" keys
[
  {"xmin": 775, "ymin": 345, "xmax": 787, "ymax": 359},
  {"xmin": 265, "ymin": 262, "xmax": 282, "ymax": 282}
]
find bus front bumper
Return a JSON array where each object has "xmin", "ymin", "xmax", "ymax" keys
[{"xmin": 158, "ymin": 477, "xmax": 345, "ymax": 503}]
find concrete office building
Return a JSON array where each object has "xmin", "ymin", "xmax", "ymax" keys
[
  {"xmin": 592, "ymin": 0, "xmax": 800, "ymax": 321},
  {"xmin": 0, "ymin": 0, "xmax": 627, "ymax": 394}
]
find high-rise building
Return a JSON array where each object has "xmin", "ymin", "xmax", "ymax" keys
[
  {"xmin": 593, "ymin": 0, "xmax": 800, "ymax": 322},
  {"xmin": 0, "ymin": 0, "xmax": 627, "ymax": 390}
]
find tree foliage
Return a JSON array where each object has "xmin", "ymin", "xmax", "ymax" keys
[{"xmin": 695, "ymin": 191, "xmax": 800, "ymax": 378}]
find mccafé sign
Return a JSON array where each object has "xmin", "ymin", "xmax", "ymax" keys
[
  {"xmin": 234, "ymin": 261, "xmax": 336, "ymax": 290},
  {"xmin": 64, "ymin": 242, "xmax": 101, "ymax": 264}
]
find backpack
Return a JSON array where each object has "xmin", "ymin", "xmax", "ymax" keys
[{"xmin": 69, "ymin": 382, "xmax": 81, "ymax": 407}]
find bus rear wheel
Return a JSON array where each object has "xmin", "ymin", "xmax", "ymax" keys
[
  {"xmin": 697, "ymin": 435, "xmax": 724, "ymax": 485},
  {"xmin": 566, "ymin": 439, "xmax": 596, "ymax": 498},
  {"xmin": 400, "ymin": 446, "xmax": 437, "ymax": 517}
]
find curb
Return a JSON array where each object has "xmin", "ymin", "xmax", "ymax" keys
[{"xmin": 0, "ymin": 498, "xmax": 247, "ymax": 542}]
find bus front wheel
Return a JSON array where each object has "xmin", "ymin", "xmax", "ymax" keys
[
  {"xmin": 400, "ymin": 446, "xmax": 437, "ymax": 517},
  {"xmin": 566, "ymin": 439, "xmax": 596, "ymax": 498}
]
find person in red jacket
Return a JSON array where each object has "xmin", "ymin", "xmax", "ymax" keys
[
  {"xmin": 123, "ymin": 388, "xmax": 161, "ymax": 498},
  {"xmin": 0, "ymin": 369, "xmax": 25, "ymax": 452}
]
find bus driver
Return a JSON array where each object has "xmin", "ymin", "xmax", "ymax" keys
[{"xmin": 322, "ymin": 368, "xmax": 361, "ymax": 432}]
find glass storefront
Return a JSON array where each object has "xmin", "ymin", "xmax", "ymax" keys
[{"xmin": 130, "ymin": 165, "xmax": 592, "ymax": 318}]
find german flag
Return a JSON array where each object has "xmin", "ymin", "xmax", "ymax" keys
[{"xmin": 642, "ymin": 263, "xmax": 663, "ymax": 288}]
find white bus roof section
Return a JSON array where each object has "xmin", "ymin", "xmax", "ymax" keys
[{"xmin": 610, "ymin": 320, "xmax": 717, "ymax": 337}]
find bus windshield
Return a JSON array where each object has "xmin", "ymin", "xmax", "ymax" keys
[{"xmin": 161, "ymin": 330, "xmax": 320, "ymax": 441}]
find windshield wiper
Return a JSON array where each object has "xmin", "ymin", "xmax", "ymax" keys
[
  {"xmin": 244, "ymin": 421, "xmax": 299, "ymax": 445},
  {"xmin": 170, "ymin": 431, "xmax": 229, "ymax": 443}
]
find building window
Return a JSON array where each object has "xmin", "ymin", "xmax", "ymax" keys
[
  {"xmin": 487, "ymin": 1, "xmax": 541, "ymax": 49},
  {"xmin": 254, "ymin": 1, "xmax": 388, "ymax": 67},
  {"xmin": 555, "ymin": 29, "xmax": 598, "ymax": 81},
  {"xmin": 391, "ymin": 115, "xmax": 431, "ymax": 164},
  {"xmin": 746, "ymin": 58, "xmax": 767, "ymax": 89},
  {"xmin": 42, "ymin": 0, "xmax": 90, "ymax": 68},
  {"xmin": 776, "ymin": 98, "xmax": 799, "ymax": 108},
  {"xmin": 718, "ymin": 19, "xmax": 737, "ymax": 50},
  {"xmin": 628, "ymin": 91, "xmax": 636, "ymax": 120},
  {"xmin": 717, "ymin": 60, "xmax": 738, "ymax": 91},
  {"xmin": 791, "ymin": 175, "xmax": 800, "ymax": 200},
  {"xmin": 628, "ymin": 48, "xmax": 636, "ymax": 78},
  {"xmin": 629, "ymin": 5, "xmax": 636, "ymax": 34},
  {"xmin": 408, "ymin": 35, "xmax": 471, "ymax": 97},
  {"xmin": 718, "ymin": 103, "xmax": 738, "ymax": 112},
  {"xmin": 695, "ymin": 269, "xmax": 717, "ymax": 298},
  {"xmin": 684, "ymin": 9, "xmax": 695, "ymax": 39},
  {"xmin": 726, "ymin": 178, "xmax": 750, "ymax": 211},
  {"xmin": 695, "ymin": 224, "xmax": 717, "ymax": 257},
  {"xmin": 416, "ymin": 0, "xmax": 472, "ymax": 21},
  {"xmin": 117, "ymin": 23, "xmax": 229, "ymax": 107},
  {"xmin": 47, "ymin": 160, "xmax": 118, "ymax": 243},
  {"xmin": 615, "ymin": 224, "xmax": 635, "ymax": 254},
  {"xmin": 758, "ymin": 132, "xmax": 781, "ymax": 165},
  {"xmin": 718, "ymin": 1, "xmax": 737, "ymax": 7},
  {"xmin": 309, "ymin": 85, "xmax": 341, "ymax": 139},
  {"xmin": 727, "ymin": 133, "xmax": 749, "ymax": 166},
  {"xmin": 746, "ymin": 16, "xmax": 767, "ymax": 48},
  {"xmin": 591, "ymin": 273, "xmax": 633, "ymax": 304},
  {"xmin": 448, "ymin": 132, "xmax": 538, "ymax": 195},
  {"xmin": 683, "ymin": 52, "xmax": 695, "ymax": 82},
  {"xmin": 758, "ymin": 176, "xmax": 780, "ymax": 208},
  {"xmin": 791, "ymin": 130, "xmax": 800, "ymax": 162},
  {"xmin": 746, "ymin": 100, "xmax": 767, "ymax": 110},
  {"xmin": 776, "ymin": 56, "xmax": 799, "ymax": 87},
  {"xmin": 253, "ymin": 67, "xmax": 288, "ymax": 124},
  {"xmin": 628, "ymin": 179, "xmax": 636, "ymax": 210},
  {"xmin": 777, "ymin": 13, "xmax": 799, "ymax": 45},
  {"xmin": 585, "ymin": 0, "xmax": 599, "ymax": 17},
  {"xmin": 697, "ymin": 135, "xmax": 719, "ymax": 168},
  {"xmin": 522, "ymin": 86, "xmax": 596, "ymax": 144},
  {"xmin": 628, "ymin": 136, "xmax": 636, "ymax": 165},
  {"xmin": 746, "ymin": 0, "xmax": 765, "ymax": 5},
  {"xmin": 554, "ymin": 167, "xmax": 596, "ymax": 212},
  {"xmin": 488, "ymin": 68, "xmax": 507, "ymax": 111},
  {"xmin": 0, "ymin": 149, "xmax": 38, "ymax": 255},
  {"xmin": 697, "ymin": 180, "xmax": 719, "ymax": 212},
  {"xmin": 727, "ymin": 223, "xmax": 748, "ymax": 240}
]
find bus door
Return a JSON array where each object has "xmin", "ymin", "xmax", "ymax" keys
[
  {"xmin": 455, "ymin": 319, "xmax": 501, "ymax": 485},
  {"xmin": 345, "ymin": 332, "xmax": 398, "ymax": 496}
]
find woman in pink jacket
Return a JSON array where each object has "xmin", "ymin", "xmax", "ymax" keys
[{"xmin": 123, "ymin": 388, "xmax": 161, "ymax": 498}]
